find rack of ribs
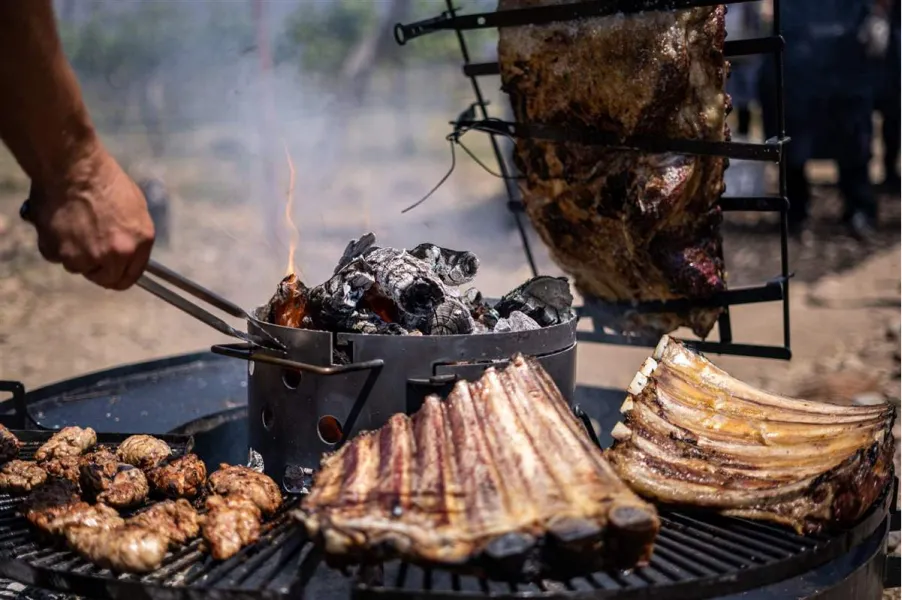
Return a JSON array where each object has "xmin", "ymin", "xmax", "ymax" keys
[
  {"xmin": 498, "ymin": 1, "xmax": 730, "ymax": 338},
  {"xmin": 294, "ymin": 355, "xmax": 659, "ymax": 580},
  {"xmin": 606, "ymin": 336, "xmax": 897, "ymax": 534}
]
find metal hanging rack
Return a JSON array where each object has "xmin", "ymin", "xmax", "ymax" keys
[{"xmin": 395, "ymin": 0, "xmax": 791, "ymax": 360}]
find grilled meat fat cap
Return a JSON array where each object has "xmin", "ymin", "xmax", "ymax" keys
[
  {"xmin": 295, "ymin": 354, "xmax": 659, "ymax": 578},
  {"xmin": 607, "ymin": 336, "xmax": 896, "ymax": 534},
  {"xmin": 497, "ymin": 1, "xmax": 729, "ymax": 338}
]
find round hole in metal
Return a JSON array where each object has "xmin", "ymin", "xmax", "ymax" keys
[
  {"xmin": 282, "ymin": 369, "xmax": 302, "ymax": 389},
  {"xmin": 317, "ymin": 415, "xmax": 344, "ymax": 445},
  {"xmin": 261, "ymin": 406, "xmax": 274, "ymax": 431}
]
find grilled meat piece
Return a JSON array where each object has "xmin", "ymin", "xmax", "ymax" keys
[
  {"xmin": 202, "ymin": 494, "xmax": 262, "ymax": 560},
  {"xmin": 498, "ymin": 2, "xmax": 729, "ymax": 338},
  {"xmin": 44, "ymin": 502, "xmax": 124, "ymax": 537},
  {"xmin": 97, "ymin": 466, "xmax": 149, "ymax": 509},
  {"xmin": 40, "ymin": 456, "xmax": 81, "ymax": 484},
  {"xmin": 21, "ymin": 478, "xmax": 82, "ymax": 532},
  {"xmin": 208, "ymin": 464, "xmax": 281, "ymax": 517},
  {"xmin": 80, "ymin": 447, "xmax": 149, "ymax": 509},
  {"xmin": 128, "ymin": 499, "xmax": 201, "ymax": 547},
  {"xmin": 116, "ymin": 435, "xmax": 171, "ymax": 470},
  {"xmin": 0, "ymin": 460, "xmax": 47, "ymax": 494},
  {"xmin": 0, "ymin": 425, "xmax": 21, "ymax": 463},
  {"xmin": 296, "ymin": 355, "xmax": 659, "ymax": 579},
  {"xmin": 147, "ymin": 454, "xmax": 207, "ymax": 499},
  {"xmin": 606, "ymin": 336, "xmax": 897, "ymax": 535},
  {"xmin": 65, "ymin": 524, "xmax": 169, "ymax": 574},
  {"xmin": 34, "ymin": 426, "xmax": 96, "ymax": 462}
]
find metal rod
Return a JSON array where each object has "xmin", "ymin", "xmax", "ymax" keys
[
  {"xmin": 773, "ymin": 0, "xmax": 791, "ymax": 354},
  {"xmin": 444, "ymin": 0, "xmax": 539, "ymax": 277},
  {"xmin": 145, "ymin": 260, "xmax": 248, "ymax": 319}
]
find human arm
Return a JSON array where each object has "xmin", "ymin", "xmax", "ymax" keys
[{"xmin": 0, "ymin": 0, "xmax": 154, "ymax": 290}]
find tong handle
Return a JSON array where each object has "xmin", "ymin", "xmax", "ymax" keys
[{"xmin": 145, "ymin": 260, "xmax": 248, "ymax": 320}]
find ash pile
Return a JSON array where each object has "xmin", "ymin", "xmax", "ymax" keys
[{"xmin": 260, "ymin": 233, "xmax": 576, "ymax": 336}]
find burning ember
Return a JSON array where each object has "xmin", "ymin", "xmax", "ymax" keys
[{"xmin": 260, "ymin": 233, "xmax": 576, "ymax": 335}]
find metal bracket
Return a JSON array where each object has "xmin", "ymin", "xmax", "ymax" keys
[{"xmin": 0, "ymin": 381, "xmax": 28, "ymax": 429}]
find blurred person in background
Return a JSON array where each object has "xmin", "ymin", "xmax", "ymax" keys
[
  {"xmin": 759, "ymin": 0, "xmax": 889, "ymax": 241},
  {"xmin": 725, "ymin": 3, "xmax": 763, "ymax": 140},
  {"xmin": 0, "ymin": 1, "xmax": 155, "ymax": 290},
  {"xmin": 877, "ymin": 0, "xmax": 900, "ymax": 189}
]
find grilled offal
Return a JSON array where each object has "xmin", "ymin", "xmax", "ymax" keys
[
  {"xmin": 606, "ymin": 336, "xmax": 896, "ymax": 534},
  {"xmin": 295, "ymin": 355, "xmax": 659, "ymax": 579},
  {"xmin": 498, "ymin": 1, "xmax": 730, "ymax": 338}
]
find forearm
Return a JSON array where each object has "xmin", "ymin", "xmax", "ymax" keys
[{"xmin": 0, "ymin": 0, "xmax": 100, "ymax": 191}]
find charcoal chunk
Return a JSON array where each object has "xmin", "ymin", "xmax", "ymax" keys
[
  {"xmin": 409, "ymin": 243, "xmax": 480, "ymax": 286},
  {"xmin": 493, "ymin": 311, "xmax": 540, "ymax": 333},
  {"xmin": 494, "ymin": 276, "xmax": 576, "ymax": 327}
]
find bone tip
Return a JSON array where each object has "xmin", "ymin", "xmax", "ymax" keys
[
  {"xmin": 627, "ymin": 371, "xmax": 649, "ymax": 396},
  {"xmin": 609, "ymin": 504, "xmax": 659, "ymax": 534},
  {"xmin": 611, "ymin": 422, "xmax": 632, "ymax": 441},
  {"xmin": 652, "ymin": 336, "xmax": 672, "ymax": 361},
  {"xmin": 620, "ymin": 397, "xmax": 634, "ymax": 414}
]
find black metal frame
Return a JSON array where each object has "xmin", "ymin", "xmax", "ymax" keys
[{"xmin": 395, "ymin": 0, "xmax": 793, "ymax": 360}]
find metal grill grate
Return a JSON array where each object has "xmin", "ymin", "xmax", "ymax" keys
[
  {"xmin": 353, "ymin": 495, "xmax": 892, "ymax": 600},
  {"xmin": 0, "ymin": 431, "xmax": 889, "ymax": 600}
]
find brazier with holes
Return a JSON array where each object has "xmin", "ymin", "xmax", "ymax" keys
[{"xmin": 218, "ymin": 314, "xmax": 577, "ymax": 491}]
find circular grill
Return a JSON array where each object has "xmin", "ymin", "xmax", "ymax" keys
[{"xmin": 0, "ymin": 443, "xmax": 889, "ymax": 600}]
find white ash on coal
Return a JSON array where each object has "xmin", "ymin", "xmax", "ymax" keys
[{"xmin": 261, "ymin": 233, "xmax": 576, "ymax": 336}]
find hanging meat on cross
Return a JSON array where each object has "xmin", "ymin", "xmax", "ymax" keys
[
  {"xmin": 498, "ymin": 1, "xmax": 730, "ymax": 338},
  {"xmin": 295, "ymin": 355, "xmax": 659, "ymax": 580},
  {"xmin": 606, "ymin": 336, "xmax": 897, "ymax": 534}
]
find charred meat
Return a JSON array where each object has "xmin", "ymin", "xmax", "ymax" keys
[
  {"xmin": 207, "ymin": 464, "xmax": 281, "ymax": 517},
  {"xmin": 0, "ymin": 460, "xmax": 47, "ymax": 494},
  {"xmin": 34, "ymin": 426, "xmax": 97, "ymax": 462},
  {"xmin": 80, "ymin": 447, "xmax": 149, "ymax": 509},
  {"xmin": 0, "ymin": 425, "xmax": 21, "ymax": 463},
  {"xmin": 606, "ymin": 336, "xmax": 897, "ymax": 534},
  {"xmin": 147, "ymin": 453, "xmax": 207, "ymax": 499},
  {"xmin": 202, "ymin": 494, "xmax": 262, "ymax": 561},
  {"xmin": 128, "ymin": 499, "xmax": 201, "ymax": 547},
  {"xmin": 21, "ymin": 478, "xmax": 83, "ymax": 532},
  {"xmin": 296, "ymin": 355, "xmax": 659, "ymax": 579},
  {"xmin": 116, "ymin": 435, "xmax": 171, "ymax": 470},
  {"xmin": 498, "ymin": 2, "xmax": 729, "ymax": 338},
  {"xmin": 65, "ymin": 524, "xmax": 169, "ymax": 574},
  {"xmin": 40, "ymin": 456, "xmax": 81, "ymax": 484}
]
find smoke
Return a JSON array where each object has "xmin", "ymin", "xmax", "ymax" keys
[{"xmin": 57, "ymin": 0, "xmax": 558, "ymax": 305}]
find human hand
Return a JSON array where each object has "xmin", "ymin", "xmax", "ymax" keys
[{"xmin": 27, "ymin": 145, "xmax": 155, "ymax": 290}]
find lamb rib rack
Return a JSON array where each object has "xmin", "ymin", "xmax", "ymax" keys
[
  {"xmin": 606, "ymin": 336, "xmax": 897, "ymax": 534},
  {"xmin": 498, "ymin": 1, "xmax": 730, "ymax": 338},
  {"xmin": 294, "ymin": 355, "xmax": 659, "ymax": 580}
]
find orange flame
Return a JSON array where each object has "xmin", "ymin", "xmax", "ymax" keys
[{"xmin": 282, "ymin": 142, "xmax": 300, "ymax": 277}]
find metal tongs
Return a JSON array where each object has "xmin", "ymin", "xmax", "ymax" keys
[{"xmin": 19, "ymin": 194, "xmax": 286, "ymax": 353}]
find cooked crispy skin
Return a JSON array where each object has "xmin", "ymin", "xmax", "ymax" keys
[
  {"xmin": 0, "ymin": 425, "xmax": 21, "ymax": 463},
  {"xmin": 498, "ymin": 1, "xmax": 729, "ymax": 338},
  {"xmin": 79, "ymin": 447, "xmax": 149, "ymax": 509},
  {"xmin": 147, "ymin": 454, "xmax": 207, "ymax": 499},
  {"xmin": 0, "ymin": 460, "xmax": 47, "ymax": 494},
  {"xmin": 202, "ymin": 494, "xmax": 262, "ymax": 560},
  {"xmin": 21, "ymin": 478, "xmax": 83, "ymax": 532},
  {"xmin": 34, "ymin": 426, "xmax": 96, "ymax": 462},
  {"xmin": 40, "ymin": 456, "xmax": 81, "ymax": 484},
  {"xmin": 117, "ymin": 435, "xmax": 171, "ymax": 470},
  {"xmin": 128, "ymin": 499, "xmax": 201, "ymax": 547},
  {"xmin": 208, "ymin": 465, "xmax": 281, "ymax": 517},
  {"xmin": 606, "ymin": 336, "xmax": 897, "ymax": 534},
  {"xmin": 43, "ymin": 502, "xmax": 124, "ymax": 537},
  {"xmin": 295, "ymin": 355, "xmax": 659, "ymax": 578},
  {"xmin": 65, "ymin": 524, "xmax": 169, "ymax": 574}
]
